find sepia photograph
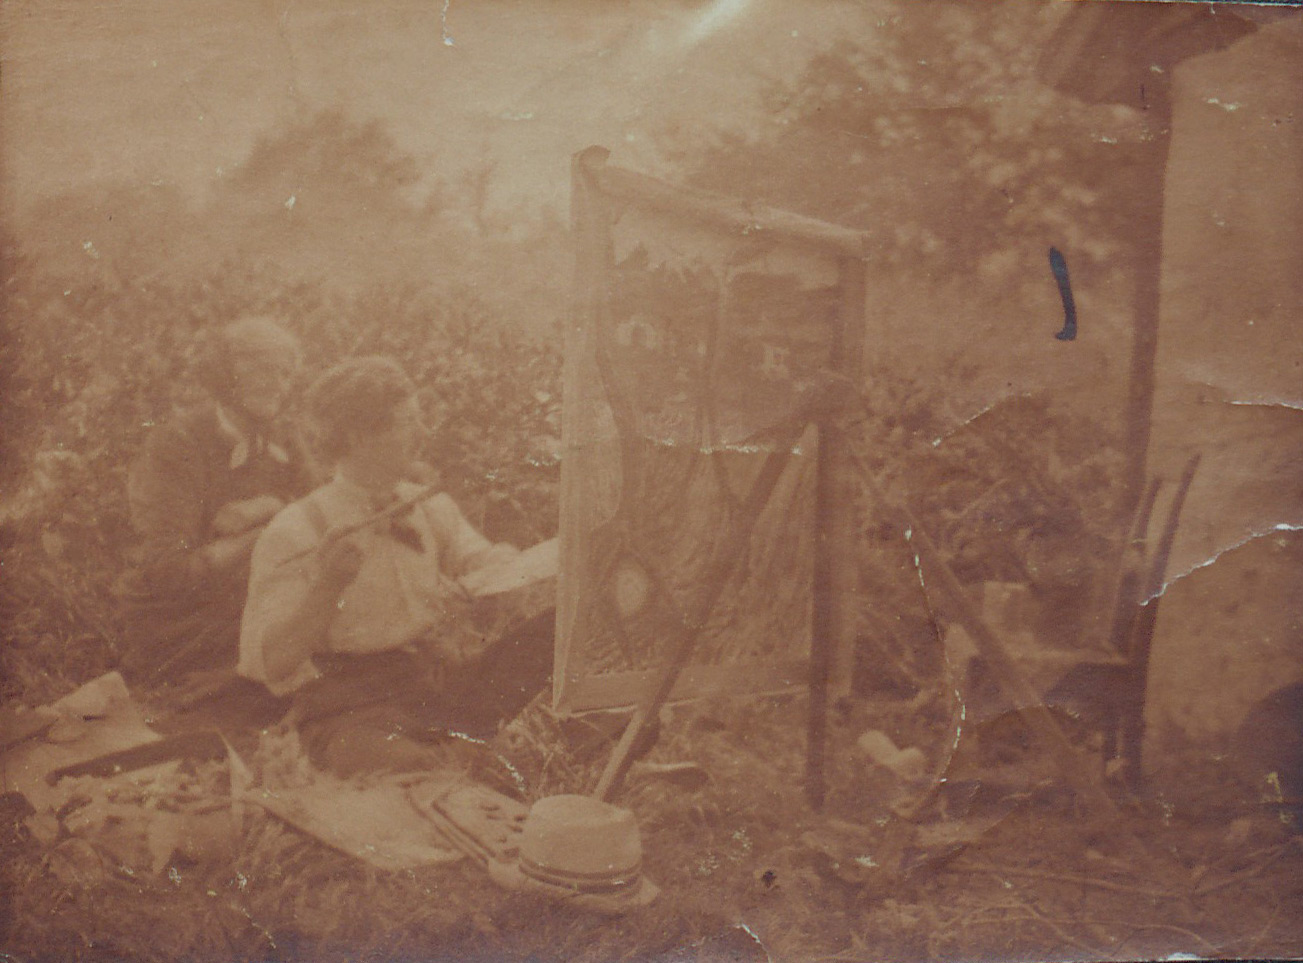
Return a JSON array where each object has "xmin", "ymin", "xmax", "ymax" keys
[{"xmin": 1, "ymin": 0, "xmax": 1300, "ymax": 960}]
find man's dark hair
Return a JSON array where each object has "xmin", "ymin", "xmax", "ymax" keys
[{"xmin": 304, "ymin": 356, "xmax": 418, "ymax": 464}]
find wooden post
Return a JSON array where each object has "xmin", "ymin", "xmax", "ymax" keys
[
  {"xmin": 807, "ymin": 253, "xmax": 867, "ymax": 810},
  {"xmin": 830, "ymin": 255, "xmax": 867, "ymax": 697},
  {"xmin": 555, "ymin": 146, "xmax": 616, "ymax": 709},
  {"xmin": 1118, "ymin": 76, "xmax": 1174, "ymax": 539},
  {"xmin": 808, "ymin": 419, "xmax": 835, "ymax": 810}
]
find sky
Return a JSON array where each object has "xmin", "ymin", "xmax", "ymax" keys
[{"xmin": 0, "ymin": 0, "xmax": 877, "ymax": 218}]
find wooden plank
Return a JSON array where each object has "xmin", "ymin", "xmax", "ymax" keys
[
  {"xmin": 555, "ymin": 146, "xmax": 622, "ymax": 710},
  {"xmin": 808, "ymin": 423, "xmax": 835, "ymax": 810},
  {"xmin": 594, "ymin": 161, "xmax": 870, "ymax": 261},
  {"xmin": 807, "ymin": 256, "xmax": 867, "ymax": 809},
  {"xmin": 560, "ymin": 660, "xmax": 808, "ymax": 714},
  {"xmin": 828, "ymin": 256, "xmax": 867, "ymax": 698}
]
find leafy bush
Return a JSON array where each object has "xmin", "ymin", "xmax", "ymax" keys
[
  {"xmin": 0, "ymin": 259, "xmax": 561, "ymax": 701},
  {"xmin": 844, "ymin": 360, "xmax": 1125, "ymax": 694}
]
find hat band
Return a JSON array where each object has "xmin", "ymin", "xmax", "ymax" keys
[{"xmin": 519, "ymin": 856, "xmax": 643, "ymax": 894}]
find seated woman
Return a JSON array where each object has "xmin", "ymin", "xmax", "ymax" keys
[
  {"xmin": 237, "ymin": 356, "xmax": 552, "ymax": 776},
  {"xmin": 119, "ymin": 317, "xmax": 316, "ymax": 684}
]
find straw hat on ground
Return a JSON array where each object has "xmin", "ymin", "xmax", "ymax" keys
[{"xmin": 488, "ymin": 794, "xmax": 659, "ymax": 913}]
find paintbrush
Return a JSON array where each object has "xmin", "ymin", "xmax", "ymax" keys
[{"xmin": 276, "ymin": 480, "xmax": 443, "ymax": 567}]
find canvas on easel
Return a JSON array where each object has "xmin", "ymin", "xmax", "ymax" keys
[{"xmin": 554, "ymin": 147, "xmax": 868, "ymax": 716}]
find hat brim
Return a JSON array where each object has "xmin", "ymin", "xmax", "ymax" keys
[{"xmin": 487, "ymin": 859, "xmax": 659, "ymax": 914}]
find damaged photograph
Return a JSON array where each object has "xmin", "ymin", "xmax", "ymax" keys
[{"xmin": 1, "ymin": 0, "xmax": 1300, "ymax": 960}]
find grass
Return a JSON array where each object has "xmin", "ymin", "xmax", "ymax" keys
[{"xmin": 5, "ymin": 687, "xmax": 1302, "ymax": 963}]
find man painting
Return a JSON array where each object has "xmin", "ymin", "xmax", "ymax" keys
[
  {"xmin": 238, "ymin": 356, "xmax": 552, "ymax": 776},
  {"xmin": 119, "ymin": 317, "xmax": 316, "ymax": 684}
]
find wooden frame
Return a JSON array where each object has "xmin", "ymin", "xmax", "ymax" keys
[{"xmin": 555, "ymin": 146, "xmax": 869, "ymax": 718}]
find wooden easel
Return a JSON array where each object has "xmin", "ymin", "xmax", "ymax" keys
[{"xmin": 563, "ymin": 147, "xmax": 870, "ymax": 805}]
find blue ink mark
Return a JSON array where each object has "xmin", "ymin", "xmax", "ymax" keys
[{"xmin": 1050, "ymin": 246, "xmax": 1077, "ymax": 341}]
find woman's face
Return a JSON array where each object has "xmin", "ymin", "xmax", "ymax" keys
[{"xmin": 230, "ymin": 347, "xmax": 298, "ymax": 424}]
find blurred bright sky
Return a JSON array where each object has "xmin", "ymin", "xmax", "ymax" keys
[{"xmin": 0, "ymin": 0, "xmax": 881, "ymax": 216}]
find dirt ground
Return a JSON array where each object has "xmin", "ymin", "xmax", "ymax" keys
[{"xmin": 4, "ymin": 687, "xmax": 1300, "ymax": 963}]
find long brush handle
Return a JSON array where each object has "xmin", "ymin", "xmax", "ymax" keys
[{"xmin": 276, "ymin": 481, "xmax": 443, "ymax": 567}]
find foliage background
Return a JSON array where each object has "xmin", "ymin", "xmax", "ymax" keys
[
  {"xmin": 0, "ymin": 113, "xmax": 567, "ymax": 702},
  {"xmin": 0, "ymin": 0, "xmax": 1143, "ymax": 704}
]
